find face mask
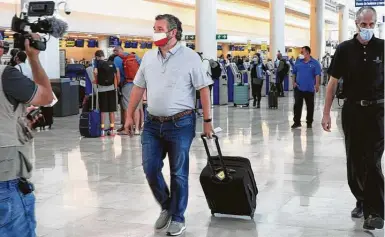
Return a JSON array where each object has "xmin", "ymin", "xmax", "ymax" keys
[
  {"xmin": 359, "ymin": 27, "xmax": 374, "ymax": 41},
  {"xmin": 298, "ymin": 54, "xmax": 305, "ymax": 59},
  {"xmin": 153, "ymin": 32, "xmax": 170, "ymax": 47}
]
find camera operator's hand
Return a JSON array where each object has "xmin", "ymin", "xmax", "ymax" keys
[
  {"xmin": 26, "ymin": 106, "xmax": 42, "ymax": 128},
  {"xmin": 24, "ymin": 34, "xmax": 41, "ymax": 58}
]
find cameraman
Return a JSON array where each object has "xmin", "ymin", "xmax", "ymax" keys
[{"xmin": 0, "ymin": 34, "xmax": 53, "ymax": 236}]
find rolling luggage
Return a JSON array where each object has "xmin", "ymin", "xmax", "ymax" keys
[
  {"xmin": 268, "ymin": 82, "xmax": 278, "ymax": 109},
  {"xmin": 200, "ymin": 135, "xmax": 258, "ymax": 219},
  {"xmin": 79, "ymin": 86, "xmax": 101, "ymax": 138},
  {"xmin": 233, "ymin": 77, "xmax": 250, "ymax": 107}
]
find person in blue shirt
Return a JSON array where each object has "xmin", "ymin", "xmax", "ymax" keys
[
  {"xmin": 291, "ymin": 46, "xmax": 321, "ymax": 129},
  {"xmin": 113, "ymin": 46, "xmax": 141, "ymax": 132}
]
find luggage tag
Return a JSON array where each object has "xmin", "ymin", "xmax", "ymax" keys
[{"xmin": 215, "ymin": 170, "xmax": 226, "ymax": 181}]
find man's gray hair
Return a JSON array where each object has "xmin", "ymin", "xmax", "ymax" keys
[
  {"xmin": 155, "ymin": 14, "xmax": 183, "ymax": 41},
  {"xmin": 356, "ymin": 6, "xmax": 377, "ymax": 22}
]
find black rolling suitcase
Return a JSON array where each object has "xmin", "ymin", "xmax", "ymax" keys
[
  {"xmin": 200, "ymin": 135, "xmax": 258, "ymax": 219},
  {"xmin": 268, "ymin": 82, "xmax": 278, "ymax": 109}
]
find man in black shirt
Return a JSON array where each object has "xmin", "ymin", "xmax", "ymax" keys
[{"xmin": 322, "ymin": 6, "xmax": 384, "ymax": 230}]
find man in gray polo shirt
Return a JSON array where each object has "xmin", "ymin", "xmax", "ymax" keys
[{"xmin": 125, "ymin": 14, "xmax": 213, "ymax": 236}]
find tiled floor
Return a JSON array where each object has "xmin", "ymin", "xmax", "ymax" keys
[{"xmin": 29, "ymin": 89, "xmax": 384, "ymax": 237}]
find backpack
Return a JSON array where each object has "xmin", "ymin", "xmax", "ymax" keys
[
  {"xmin": 120, "ymin": 54, "xmax": 139, "ymax": 82},
  {"xmin": 208, "ymin": 59, "xmax": 222, "ymax": 79},
  {"xmin": 96, "ymin": 60, "xmax": 115, "ymax": 86},
  {"xmin": 281, "ymin": 60, "xmax": 290, "ymax": 76}
]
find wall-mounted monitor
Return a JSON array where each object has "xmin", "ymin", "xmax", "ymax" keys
[
  {"xmin": 140, "ymin": 42, "xmax": 147, "ymax": 49},
  {"xmin": 131, "ymin": 41, "xmax": 138, "ymax": 48},
  {"xmin": 124, "ymin": 41, "xmax": 132, "ymax": 48},
  {"xmin": 75, "ymin": 39, "xmax": 84, "ymax": 47},
  {"xmin": 87, "ymin": 39, "xmax": 97, "ymax": 48},
  {"xmin": 109, "ymin": 36, "xmax": 120, "ymax": 47}
]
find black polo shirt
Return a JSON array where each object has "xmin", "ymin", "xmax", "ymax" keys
[{"xmin": 330, "ymin": 34, "xmax": 384, "ymax": 101}]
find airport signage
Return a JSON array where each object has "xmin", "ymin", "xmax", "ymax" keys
[
  {"xmin": 216, "ymin": 34, "xmax": 228, "ymax": 40},
  {"xmin": 355, "ymin": 0, "xmax": 384, "ymax": 7},
  {"xmin": 184, "ymin": 34, "xmax": 228, "ymax": 41},
  {"xmin": 184, "ymin": 35, "xmax": 195, "ymax": 41}
]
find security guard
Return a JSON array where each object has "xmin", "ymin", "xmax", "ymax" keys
[{"xmin": 322, "ymin": 6, "xmax": 384, "ymax": 230}]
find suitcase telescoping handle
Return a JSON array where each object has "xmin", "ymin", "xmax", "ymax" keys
[{"xmin": 201, "ymin": 134, "xmax": 230, "ymax": 181}]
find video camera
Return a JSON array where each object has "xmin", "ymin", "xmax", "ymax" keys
[{"xmin": 11, "ymin": 1, "xmax": 69, "ymax": 51}]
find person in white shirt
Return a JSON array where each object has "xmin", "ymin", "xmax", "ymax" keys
[{"xmin": 15, "ymin": 51, "xmax": 33, "ymax": 80}]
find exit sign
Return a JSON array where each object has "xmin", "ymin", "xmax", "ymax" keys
[
  {"xmin": 216, "ymin": 34, "xmax": 228, "ymax": 40},
  {"xmin": 184, "ymin": 35, "xmax": 195, "ymax": 41}
]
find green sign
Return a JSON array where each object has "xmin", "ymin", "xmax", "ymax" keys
[
  {"xmin": 184, "ymin": 35, "xmax": 196, "ymax": 41},
  {"xmin": 216, "ymin": 34, "xmax": 228, "ymax": 40},
  {"xmin": 185, "ymin": 34, "xmax": 228, "ymax": 41}
]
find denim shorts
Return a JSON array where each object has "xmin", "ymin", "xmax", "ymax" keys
[{"xmin": 0, "ymin": 179, "xmax": 36, "ymax": 237}]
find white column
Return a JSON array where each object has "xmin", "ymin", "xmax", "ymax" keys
[
  {"xmin": 379, "ymin": 23, "xmax": 385, "ymax": 39},
  {"xmin": 269, "ymin": 0, "xmax": 285, "ymax": 59},
  {"xmin": 39, "ymin": 38, "xmax": 60, "ymax": 79},
  {"xmin": 338, "ymin": 4, "xmax": 349, "ymax": 43},
  {"xmin": 195, "ymin": 0, "xmax": 217, "ymax": 60},
  {"xmin": 98, "ymin": 37, "xmax": 109, "ymax": 57},
  {"xmin": 310, "ymin": 0, "xmax": 325, "ymax": 61}
]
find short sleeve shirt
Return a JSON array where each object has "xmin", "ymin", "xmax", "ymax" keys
[
  {"xmin": 293, "ymin": 57, "xmax": 321, "ymax": 92},
  {"xmin": 330, "ymin": 35, "xmax": 384, "ymax": 100},
  {"xmin": 134, "ymin": 43, "xmax": 213, "ymax": 116},
  {"xmin": 0, "ymin": 66, "xmax": 37, "ymax": 181}
]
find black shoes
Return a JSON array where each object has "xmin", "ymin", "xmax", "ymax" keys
[
  {"xmin": 307, "ymin": 123, "xmax": 312, "ymax": 129},
  {"xmin": 363, "ymin": 215, "xmax": 384, "ymax": 230},
  {"xmin": 351, "ymin": 205, "xmax": 364, "ymax": 218},
  {"xmin": 291, "ymin": 123, "xmax": 301, "ymax": 129},
  {"xmin": 253, "ymin": 100, "xmax": 256, "ymax": 107},
  {"xmin": 257, "ymin": 103, "xmax": 260, "ymax": 109}
]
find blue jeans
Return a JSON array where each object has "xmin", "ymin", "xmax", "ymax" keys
[
  {"xmin": 141, "ymin": 113, "xmax": 196, "ymax": 223},
  {"xmin": 0, "ymin": 179, "xmax": 36, "ymax": 237}
]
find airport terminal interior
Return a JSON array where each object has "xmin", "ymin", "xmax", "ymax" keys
[{"xmin": 0, "ymin": 0, "xmax": 385, "ymax": 236}]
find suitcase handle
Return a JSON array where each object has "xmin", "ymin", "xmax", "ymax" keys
[{"xmin": 201, "ymin": 134, "xmax": 230, "ymax": 180}]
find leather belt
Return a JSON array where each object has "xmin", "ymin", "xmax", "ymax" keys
[
  {"xmin": 345, "ymin": 99, "xmax": 384, "ymax": 107},
  {"xmin": 148, "ymin": 110, "xmax": 193, "ymax": 122}
]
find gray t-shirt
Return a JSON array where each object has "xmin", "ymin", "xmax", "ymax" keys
[
  {"xmin": 134, "ymin": 43, "xmax": 213, "ymax": 116},
  {"xmin": 1, "ymin": 66, "xmax": 36, "ymax": 181}
]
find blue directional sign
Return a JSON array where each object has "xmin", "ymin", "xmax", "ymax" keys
[{"xmin": 355, "ymin": 0, "xmax": 384, "ymax": 7}]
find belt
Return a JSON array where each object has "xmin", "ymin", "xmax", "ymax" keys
[
  {"xmin": 345, "ymin": 99, "xmax": 384, "ymax": 107},
  {"xmin": 148, "ymin": 110, "xmax": 193, "ymax": 122}
]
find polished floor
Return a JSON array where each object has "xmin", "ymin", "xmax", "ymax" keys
[{"xmin": 29, "ymin": 89, "xmax": 384, "ymax": 237}]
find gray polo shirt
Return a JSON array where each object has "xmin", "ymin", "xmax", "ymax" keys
[{"xmin": 134, "ymin": 43, "xmax": 213, "ymax": 117}]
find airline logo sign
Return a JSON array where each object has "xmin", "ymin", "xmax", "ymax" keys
[{"xmin": 355, "ymin": 0, "xmax": 384, "ymax": 6}]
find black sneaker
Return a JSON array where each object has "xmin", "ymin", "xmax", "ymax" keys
[
  {"xmin": 351, "ymin": 203, "xmax": 364, "ymax": 218},
  {"xmin": 257, "ymin": 103, "xmax": 260, "ymax": 109},
  {"xmin": 307, "ymin": 124, "xmax": 312, "ymax": 129},
  {"xmin": 291, "ymin": 123, "xmax": 301, "ymax": 129},
  {"xmin": 363, "ymin": 215, "xmax": 384, "ymax": 230}
]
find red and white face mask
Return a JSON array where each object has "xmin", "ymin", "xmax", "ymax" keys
[{"xmin": 153, "ymin": 32, "xmax": 169, "ymax": 47}]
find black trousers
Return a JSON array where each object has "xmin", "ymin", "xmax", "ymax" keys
[
  {"xmin": 293, "ymin": 88, "xmax": 314, "ymax": 124},
  {"xmin": 342, "ymin": 102, "xmax": 384, "ymax": 219},
  {"xmin": 252, "ymin": 81, "xmax": 264, "ymax": 103},
  {"xmin": 276, "ymin": 75, "xmax": 285, "ymax": 96}
]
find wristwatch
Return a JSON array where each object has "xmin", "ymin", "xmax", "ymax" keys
[{"xmin": 204, "ymin": 118, "xmax": 212, "ymax": 123}]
